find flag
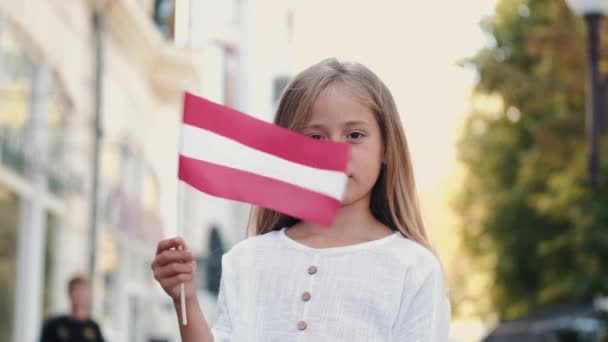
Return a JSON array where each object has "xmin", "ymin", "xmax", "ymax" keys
[{"xmin": 178, "ymin": 92, "xmax": 350, "ymax": 226}]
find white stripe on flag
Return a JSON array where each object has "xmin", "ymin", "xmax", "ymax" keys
[{"xmin": 180, "ymin": 124, "xmax": 348, "ymax": 201}]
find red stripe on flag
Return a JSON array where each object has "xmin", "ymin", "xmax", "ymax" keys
[
  {"xmin": 182, "ymin": 92, "xmax": 349, "ymax": 172},
  {"xmin": 178, "ymin": 155, "xmax": 341, "ymax": 226}
]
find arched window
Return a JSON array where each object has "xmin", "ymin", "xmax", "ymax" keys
[{"xmin": 205, "ymin": 226, "xmax": 224, "ymax": 295}]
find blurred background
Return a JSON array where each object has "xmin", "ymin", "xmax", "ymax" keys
[{"xmin": 0, "ymin": 0, "xmax": 606, "ymax": 341}]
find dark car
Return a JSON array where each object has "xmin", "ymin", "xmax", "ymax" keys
[{"xmin": 483, "ymin": 301, "xmax": 608, "ymax": 341}]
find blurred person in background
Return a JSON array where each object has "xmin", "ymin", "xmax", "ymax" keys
[{"xmin": 40, "ymin": 275, "xmax": 105, "ymax": 342}]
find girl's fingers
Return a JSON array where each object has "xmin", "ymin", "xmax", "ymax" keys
[
  {"xmin": 155, "ymin": 237, "xmax": 188, "ymax": 255},
  {"xmin": 153, "ymin": 261, "xmax": 195, "ymax": 279},
  {"xmin": 151, "ymin": 250, "xmax": 194, "ymax": 269},
  {"xmin": 162, "ymin": 273, "xmax": 194, "ymax": 289}
]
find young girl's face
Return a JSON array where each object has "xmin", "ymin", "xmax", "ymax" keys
[{"xmin": 301, "ymin": 85, "xmax": 384, "ymax": 206}]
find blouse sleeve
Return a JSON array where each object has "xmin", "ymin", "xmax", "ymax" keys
[
  {"xmin": 211, "ymin": 255, "xmax": 232, "ymax": 341},
  {"xmin": 391, "ymin": 258, "xmax": 451, "ymax": 341}
]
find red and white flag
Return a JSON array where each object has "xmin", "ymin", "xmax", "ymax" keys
[{"xmin": 178, "ymin": 92, "xmax": 350, "ymax": 226}]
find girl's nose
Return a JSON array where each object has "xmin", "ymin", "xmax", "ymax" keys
[{"xmin": 328, "ymin": 133, "xmax": 344, "ymax": 143}]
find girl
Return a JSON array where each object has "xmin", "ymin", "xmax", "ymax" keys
[{"xmin": 151, "ymin": 58, "xmax": 451, "ymax": 341}]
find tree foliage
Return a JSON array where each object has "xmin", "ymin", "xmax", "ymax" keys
[{"xmin": 456, "ymin": 0, "xmax": 608, "ymax": 320}]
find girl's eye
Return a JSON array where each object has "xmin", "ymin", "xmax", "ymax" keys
[
  {"xmin": 347, "ymin": 131, "xmax": 365, "ymax": 140},
  {"xmin": 309, "ymin": 134, "xmax": 324, "ymax": 140}
]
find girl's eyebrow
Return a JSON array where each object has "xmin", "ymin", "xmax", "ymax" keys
[
  {"xmin": 304, "ymin": 120, "xmax": 370, "ymax": 130},
  {"xmin": 343, "ymin": 120, "xmax": 370, "ymax": 127},
  {"xmin": 301, "ymin": 123, "xmax": 328, "ymax": 132}
]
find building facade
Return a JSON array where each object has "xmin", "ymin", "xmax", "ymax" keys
[
  {"xmin": 0, "ymin": 0, "xmax": 295, "ymax": 341},
  {"xmin": 0, "ymin": 0, "xmax": 200, "ymax": 341}
]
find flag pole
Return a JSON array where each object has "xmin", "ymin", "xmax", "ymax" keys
[
  {"xmin": 177, "ymin": 93, "xmax": 188, "ymax": 325},
  {"xmin": 177, "ymin": 180, "xmax": 187, "ymax": 325}
]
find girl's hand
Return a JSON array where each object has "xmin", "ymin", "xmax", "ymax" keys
[{"xmin": 151, "ymin": 237, "xmax": 197, "ymax": 302}]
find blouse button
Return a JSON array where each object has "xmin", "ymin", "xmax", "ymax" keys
[
  {"xmin": 302, "ymin": 291, "xmax": 311, "ymax": 301},
  {"xmin": 297, "ymin": 320, "xmax": 307, "ymax": 330},
  {"xmin": 307, "ymin": 265, "xmax": 317, "ymax": 274}
]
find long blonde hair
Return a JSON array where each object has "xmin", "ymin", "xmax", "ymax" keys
[{"xmin": 248, "ymin": 58, "xmax": 434, "ymax": 253}]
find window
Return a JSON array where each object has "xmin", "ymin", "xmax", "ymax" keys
[
  {"xmin": 205, "ymin": 227, "xmax": 224, "ymax": 295},
  {"xmin": 273, "ymin": 75, "xmax": 291, "ymax": 104},
  {"xmin": 0, "ymin": 21, "xmax": 77, "ymax": 195},
  {"xmin": 0, "ymin": 22, "xmax": 35, "ymax": 175},
  {"xmin": 153, "ymin": 0, "xmax": 175, "ymax": 40}
]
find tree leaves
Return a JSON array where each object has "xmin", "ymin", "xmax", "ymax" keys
[{"xmin": 456, "ymin": 0, "xmax": 608, "ymax": 320}]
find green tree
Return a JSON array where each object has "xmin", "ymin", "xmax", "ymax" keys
[{"xmin": 456, "ymin": 0, "xmax": 608, "ymax": 320}]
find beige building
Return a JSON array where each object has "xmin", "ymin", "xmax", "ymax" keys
[
  {"xmin": 0, "ymin": 0, "xmax": 200, "ymax": 341},
  {"xmin": 0, "ymin": 0, "xmax": 296, "ymax": 341}
]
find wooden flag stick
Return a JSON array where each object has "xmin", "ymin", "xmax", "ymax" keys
[{"xmin": 177, "ymin": 180, "xmax": 187, "ymax": 325}]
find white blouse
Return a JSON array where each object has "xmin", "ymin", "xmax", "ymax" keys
[{"xmin": 211, "ymin": 228, "xmax": 451, "ymax": 341}]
